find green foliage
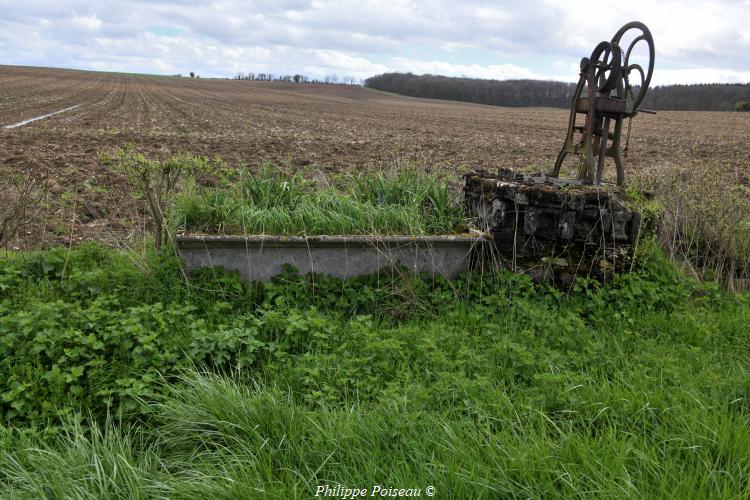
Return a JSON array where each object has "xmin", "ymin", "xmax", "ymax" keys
[
  {"xmin": 349, "ymin": 166, "xmax": 462, "ymax": 233},
  {"xmin": 736, "ymin": 100, "xmax": 750, "ymax": 112},
  {"xmin": 0, "ymin": 295, "xmax": 199, "ymax": 422},
  {"xmin": 238, "ymin": 163, "xmax": 307, "ymax": 209},
  {"xmin": 0, "ymin": 245, "xmax": 449, "ymax": 426},
  {"xmin": 0, "ymin": 244, "xmax": 749, "ymax": 497},
  {"xmin": 172, "ymin": 164, "xmax": 464, "ymax": 236},
  {"xmin": 0, "ymin": 242, "xmax": 740, "ymax": 426}
]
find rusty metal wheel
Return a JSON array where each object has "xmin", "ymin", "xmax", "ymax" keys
[
  {"xmin": 611, "ymin": 21, "xmax": 655, "ymax": 110},
  {"xmin": 589, "ymin": 41, "xmax": 622, "ymax": 94}
]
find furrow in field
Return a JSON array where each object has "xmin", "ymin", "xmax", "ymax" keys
[
  {"xmin": 0, "ymin": 65, "xmax": 747, "ymax": 248},
  {"xmin": 0, "ymin": 69, "xmax": 110, "ymax": 127}
]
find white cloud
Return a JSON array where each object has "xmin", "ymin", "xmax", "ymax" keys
[
  {"xmin": 0, "ymin": 0, "xmax": 748, "ymax": 84},
  {"xmin": 655, "ymin": 67, "xmax": 750, "ymax": 86},
  {"xmin": 389, "ymin": 58, "xmax": 564, "ymax": 81},
  {"xmin": 70, "ymin": 14, "xmax": 102, "ymax": 32}
]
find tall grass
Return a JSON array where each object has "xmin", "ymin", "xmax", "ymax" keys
[
  {"xmin": 3, "ymin": 305, "xmax": 750, "ymax": 499},
  {"xmin": 1, "ymin": 244, "xmax": 749, "ymax": 497},
  {"xmin": 633, "ymin": 159, "xmax": 750, "ymax": 290},
  {"xmin": 171, "ymin": 164, "xmax": 464, "ymax": 236},
  {"xmin": 0, "ymin": 419, "xmax": 165, "ymax": 499}
]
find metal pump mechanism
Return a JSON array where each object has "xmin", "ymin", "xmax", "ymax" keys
[{"xmin": 551, "ymin": 21, "xmax": 655, "ymax": 187}]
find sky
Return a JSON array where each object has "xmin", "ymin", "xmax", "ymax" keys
[{"xmin": 0, "ymin": 0, "xmax": 749, "ymax": 85}]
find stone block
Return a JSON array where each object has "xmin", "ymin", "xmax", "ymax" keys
[{"xmin": 463, "ymin": 169, "xmax": 644, "ymax": 284}]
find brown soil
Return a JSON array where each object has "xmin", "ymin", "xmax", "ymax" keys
[{"xmin": 1, "ymin": 65, "xmax": 748, "ymax": 247}]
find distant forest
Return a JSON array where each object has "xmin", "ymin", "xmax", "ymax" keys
[{"xmin": 364, "ymin": 72, "xmax": 750, "ymax": 112}]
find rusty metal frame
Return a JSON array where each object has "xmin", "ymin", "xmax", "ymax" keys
[{"xmin": 551, "ymin": 21, "xmax": 655, "ymax": 187}]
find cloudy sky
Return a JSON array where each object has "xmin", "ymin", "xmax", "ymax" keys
[{"xmin": 1, "ymin": 0, "xmax": 748, "ymax": 85}]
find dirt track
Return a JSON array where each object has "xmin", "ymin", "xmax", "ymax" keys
[{"xmin": 1, "ymin": 65, "xmax": 748, "ymax": 246}]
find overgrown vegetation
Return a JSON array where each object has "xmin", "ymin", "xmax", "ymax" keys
[
  {"xmin": 106, "ymin": 146, "xmax": 463, "ymax": 239},
  {"xmin": 632, "ymin": 159, "xmax": 750, "ymax": 290},
  {"xmin": 106, "ymin": 147, "xmax": 749, "ymax": 289},
  {"xmin": 0, "ymin": 243, "xmax": 749, "ymax": 497},
  {"xmin": 0, "ymin": 169, "xmax": 47, "ymax": 249},
  {"xmin": 171, "ymin": 163, "xmax": 464, "ymax": 236}
]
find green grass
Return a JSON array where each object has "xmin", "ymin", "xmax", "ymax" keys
[
  {"xmin": 171, "ymin": 165, "xmax": 464, "ymax": 236},
  {"xmin": 0, "ymin": 244, "xmax": 749, "ymax": 498}
]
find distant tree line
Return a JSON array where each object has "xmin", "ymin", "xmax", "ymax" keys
[
  {"xmin": 365, "ymin": 73, "xmax": 577, "ymax": 108},
  {"xmin": 233, "ymin": 72, "xmax": 363, "ymax": 85},
  {"xmin": 364, "ymin": 72, "xmax": 750, "ymax": 111},
  {"xmin": 640, "ymin": 83, "xmax": 750, "ymax": 111}
]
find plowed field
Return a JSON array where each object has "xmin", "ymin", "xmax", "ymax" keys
[{"xmin": 1, "ymin": 65, "xmax": 748, "ymax": 246}]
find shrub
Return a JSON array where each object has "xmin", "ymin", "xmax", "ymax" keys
[
  {"xmin": 103, "ymin": 145, "xmax": 228, "ymax": 249},
  {"xmin": 632, "ymin": 159, "xmax": 750, "ymax": 289}
]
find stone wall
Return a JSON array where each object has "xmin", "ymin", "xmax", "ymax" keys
[{"xmin": 464, "ymin": 169, "xmax": 643, "ymax": 285}]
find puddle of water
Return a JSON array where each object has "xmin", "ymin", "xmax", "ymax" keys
[{"xmin": 3, "ymin": 104, "xmax": 82, "ymax": 129}]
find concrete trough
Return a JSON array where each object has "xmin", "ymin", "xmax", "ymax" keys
[{"xmin": 176, "ymin": 234, "xmax": 486, "ymax": 282}]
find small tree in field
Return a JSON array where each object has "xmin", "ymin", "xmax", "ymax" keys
[
  {"xmin": 736, "ymin": 101, "xmax": 750, "ymax": 112},
  {"xmin": 109, "ymin": 146, "xmax": 175, "ymax": 249},
  {"xmin": 190, "ymin": 71, "xmax": 195, "ymax": 78},
  {"xmin": 107, "ymin": 146, "xmax": 229, "ymax": 250}
]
